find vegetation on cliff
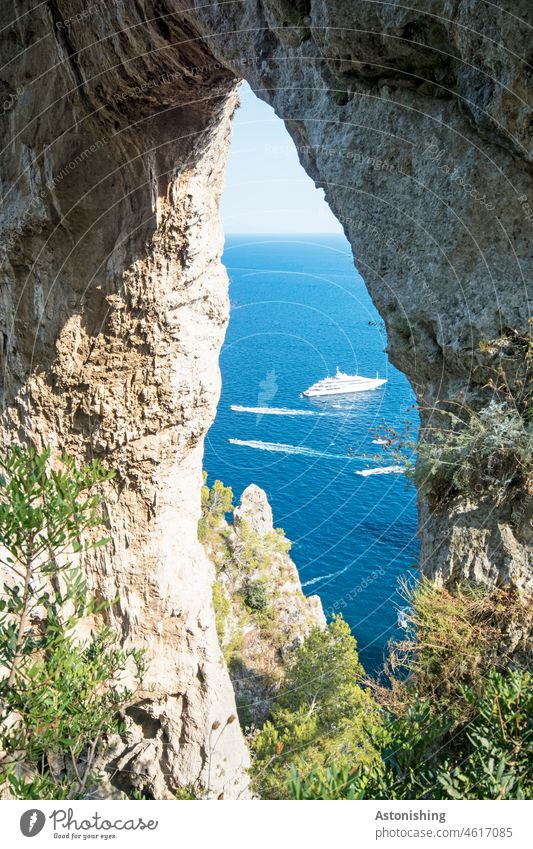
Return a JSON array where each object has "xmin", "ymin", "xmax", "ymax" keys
[
  {"xmin": 0, "ymin": 448, "xmax": 144, "ymax": 800},
  {"xmin": 250, "ymin": 616, "xmax": 379, "ymax": 799},
  {"xmin": 375, "ymin": 325, "xmax": 533, "ymax": 508},
  {"xmin": 287, "ymin": 581, "xmax": 533, "ymax": 800},
  {"xmin": 200, "ymin": 475, "xmax": 324, "ymax": 727},
  {"xmin": 200, "ymin": 476, "xmax": 532, "ymax": 801},
  {"xmin": 2, "ymin": 459, "xmax": 529, "ymax": 801}
]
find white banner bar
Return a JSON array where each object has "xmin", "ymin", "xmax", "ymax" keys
[{"xmin": 2, "ymin": 799, "xmax": 530, "ymax": 849}]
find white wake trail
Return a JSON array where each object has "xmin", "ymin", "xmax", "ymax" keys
[
  {"xmin": 355, "ymin": 465, "xmax": 404, "ymax": 477},
  {"xmin": 231, "ymin": 405, "xmax": 316, "ymax": 416},
  {"xmin": 229, "ymin": 438, "xmax": 365, "ymax": 461},
  {"xmin": 301, "ymin": 567, "xmax": 349, "ymax": 588}
]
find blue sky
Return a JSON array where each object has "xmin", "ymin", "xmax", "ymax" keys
[{"xmin": 220, "ymin": 83, "xmax": 342, "ymax": 234}]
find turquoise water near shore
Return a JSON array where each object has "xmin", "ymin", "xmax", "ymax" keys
[{"xmin": 204, "ymin": 234, "xmax": 419, "ymax": 672}]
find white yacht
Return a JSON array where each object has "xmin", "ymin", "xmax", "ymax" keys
[{"xmin": 302, "ymin": 368, "xmax": 387, "ymax": 397}]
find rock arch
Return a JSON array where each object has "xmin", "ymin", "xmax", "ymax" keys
[{"xmin": 0, "ymin": 1, "xmax": 530, "ymax": 797}]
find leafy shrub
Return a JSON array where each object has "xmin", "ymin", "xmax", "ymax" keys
[
  {"xmin": 376, "ymin": 579, "xmax": 532, "ymax": 718},
  {"xmin": 416, "ymin": 400, "xmax": 533, "ymax": 505},
  {"xmin": 212, "ymin": 581, "xmax": 230, "ymax": 641},
  {"xmin": 198, "ymin": 474, "xmax": 233, "ymax": 541},
  {"xmin": 374, "ymin": 324, "xmax": 533, "ymax": 506},
  {"xmin": 294, "ymin": 0, "xmax": 311, "ymax": 16},
  {"xmin": 0, "ymin": 447, "xmax": 144, "ymax": 799},
  {"xmin": 242, "ymin": 579, "xmax": 268, "ymax": 612},
  {"xmin": 478, "ymin": 321, "xmax": 533, "ymax": 423},
  {"xmin": 288, "ymin": 763, "xmax": 362, "ymax": 800},
  {"xmin": 251, "ymin": 616, "xmax": 379, "ymax": 798},
  {"xmin": 290, "ymin": 671, "xmax": 533, "ymax": 800},
  {"xmin": 287, "ymin": 584, "xmax": 533, "ymax": 800}
]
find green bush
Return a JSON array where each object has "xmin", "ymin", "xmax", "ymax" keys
[
  {"xmin": 336, "ymin": 669, "xmax": 532, "ymax": 801},
  {"xmin": 416, "ymin": 400, "xmax": 533, "ymax": 505},
  {"xmin": 242, "ymin": 579, "xmax": 268, "ymax": 612},
  {"xmin": 198, "ymin": 473, "xmax": 234, "ymax": 542},
  {"xmin": 251, "ymin": 616, "xmax": 379, "ymax": 798},
  {"xmin": 294, "ymin": 0, "xmax": 310, "ymax": 15},
  {"xmin": 374, "ymin": 322, "xmax": 533, "ymax": 506},
  {"xmin": 377, "ymin": 579, "xmax": 531, "ymax": 717},
  {"xmin": 212, "ymin": 580, "xmax": 230, "ymax": 641},
  {"xmin": 0, "ymin": 447, "xmax": 144, "ymax": 800},
  {"xmin": 287, "ymin": 584, "xmax": 533, "ymax": 800}
]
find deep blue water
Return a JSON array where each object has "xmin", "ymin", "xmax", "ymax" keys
[{"xmin": 204, "ymin": 234, "xmax": 419, "ymax": 672}]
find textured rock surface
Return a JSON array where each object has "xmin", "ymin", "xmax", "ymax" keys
[
  {"xmin": 206, "ymin": 484, "xmax": 325, "ymax": 726},
  {"xmin": 0, "ymin": 3, "xmax": 248, "ymax": 798},
  {"xmin": 233, "ymin": 484, "xmax": 274, "ymax": 537},
  {"xmin": 0, "ymin": 0, "xmax": 531, "ymax": 795}
]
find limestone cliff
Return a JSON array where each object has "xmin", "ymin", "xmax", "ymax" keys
[
  {"xmin": 203, "ymin": 483, "xmax": 325, "ymax": 726},
  {"xmin": 0, "ymin": 1, "xmax": 530, "ymax": 796}
]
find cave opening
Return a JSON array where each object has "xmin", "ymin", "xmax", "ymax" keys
[{"xmin": 204, "ymin": 83, "xmax": 419, "ymax": 673}]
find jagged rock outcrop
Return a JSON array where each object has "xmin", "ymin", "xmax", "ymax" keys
[
  {"xmin": 0, "ymin": 1, "xmax": 530, "ymax": 795},
  {"xmin": 205, "ymin": 484, "xmax": 325, "ymax": 726},
  {"xmin": 233, "ymin": 484, "xmax": 275, "ymax": 537}
]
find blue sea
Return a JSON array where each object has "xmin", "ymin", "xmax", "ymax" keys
[{"xmin": 204, "ymin": 234, "xmax": 419, "ymax": 672}]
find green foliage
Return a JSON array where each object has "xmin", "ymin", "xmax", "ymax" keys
[
  {"xmin": 267, "ymin": 527, "xmax": 292, "ymax": 555},
  {"xmin": 416, "ymin": 400, "xmax": 533, "ymax": 505},
  {"xmin": 174, "ymin": 785, "xmax": 199, "ymax": 800},
  {"xmin": 242, "ymin": 578, "xmax": 268, "ymax": 612},
  {"xmin": 199, "ymin": 473, "xmax": 234, "ymax": 541},
  {"xmin": 288, "ymin": 584, "xmax": 533, "ymax": 801},
  {"xmin": 0, "ymin": 447, "xmax": 144, "ymax": 800},
  {"xmin": 290, "ymin": 672, "xmax": 533, "ymax": 800},
  {"xmin": 294, "ymin": 0, "xmax": 311, "ymax": 16},
  {"xmin": 341, "ymin": 669, "xmax": 533, "ymax": 800},
  {"xmin": 374, "ymin": 322, "xmax": 533, "ymax": 507},
  {"xmin": 379, "ymin": 579, "xmax": 531, "ymax": 718},
  {"xmin": 203, "ymin": 506, "xmax": 294, "ymax": 669},
  {"xmin": 251, "ymin": 616, "xmax": 379, "ymax": 798},
  {"xmin": 212, "ymin": 580, "xmax": 230, "ymax": 643},
  {"xmin": 288, "ymin": 763, "xmax": 362, "ymax": 800},
  {"xmin": 232, "ymin": 520, "xmax": 291, "ymax": 573},
  {"xmin": 331, "ymin": 83, "xmax": 350, "ymax": 106}
]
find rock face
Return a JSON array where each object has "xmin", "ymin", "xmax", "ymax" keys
[
  {"xmin": 206, "ymin": 484, "xmax": 325, "ymax": 726},
  {"xmin": 0, "ymin": 4, "xmax": 248, "ymax": 798},
  {"xmin": 234, "ymin": 484, "xmax": 275, "ymax": 537},
  {"xmin": 0, "ymin": 1, "xmax": 530, "ymax": 794}
]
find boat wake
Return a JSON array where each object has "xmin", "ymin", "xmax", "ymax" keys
[
  {"xmin": 355, "ymin": 465, "xmax": 404, "ymax": 477},
  {"xmin": 301, "ymin": 567, "xmax": 349, "ymax": 588},
  {"xmin": 231, "ymin": 405, "xmax": 316, "ymax": 416},
  {"xmin": 229, "ymin": 438, "xmax": 365, "ymax": 461}
]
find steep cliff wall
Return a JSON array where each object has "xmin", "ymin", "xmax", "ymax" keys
[
  {"xmin": 0, "ymin": 3, "xmax": 247, "ymax": 798},
  {"xmin": 0, "ymin": 1, "xmax": 530, "ymax": 795}
]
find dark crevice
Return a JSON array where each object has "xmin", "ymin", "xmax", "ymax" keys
[{"xmin": 46, "ymin": 0, "xmax": 98, "ymax": 117}]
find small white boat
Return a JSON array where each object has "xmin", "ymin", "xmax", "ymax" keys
[{"xmin": 302, "ymin": 367, "xmax": 387, "ymax": 398}]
